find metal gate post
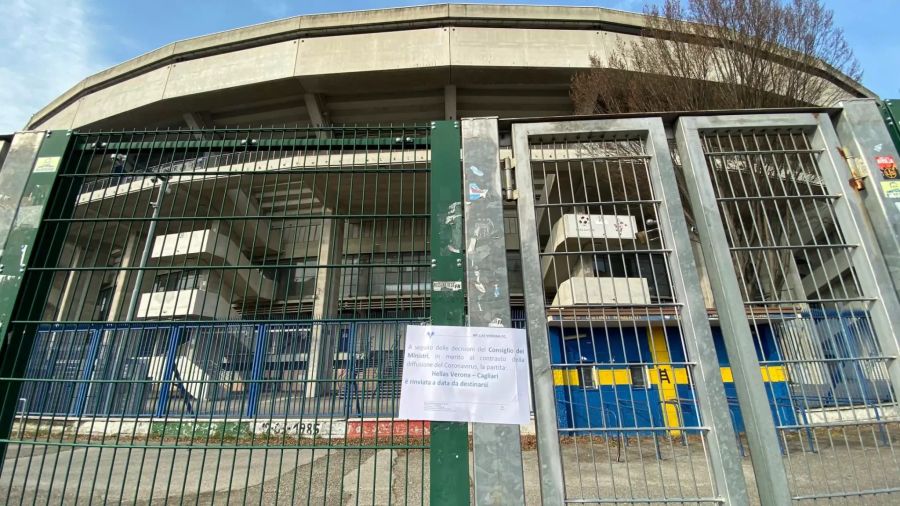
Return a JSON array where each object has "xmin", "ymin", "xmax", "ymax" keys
[
  {"xmin": 430, "ymin": 120, "xmax": 470, "ymax": 505},
  {"xmin": 834, "ymin": 99, "xmax": 900, "ymax": 299},
  {"xmin": 461, "ymin": 117, "xmax": 526, "ymax": 505},
  {"xmin": 0, "ymin": 133, "xmax": 44, "ymax": 254},
  {"xmin": 811, "ymin": 114, "xmax": 900, "ymax": 394},
  {"xmin": 0, "ymin": 132, "xmax": 70, "ymax": 342},
  {"xmin": 882, "ymin": 100, "xmax": 900, "ymax": 152},
  {"xmin": 676, "ymin": 117, "xmax": 793, "ymax": 506},
  {"xmin": 0, "ymin": 130, "xmax": 74, "ymax": 462}
]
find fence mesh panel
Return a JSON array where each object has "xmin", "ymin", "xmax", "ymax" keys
[{"xmin": 0, "ymin": 127, "xmax": 433, "ymax": 505}]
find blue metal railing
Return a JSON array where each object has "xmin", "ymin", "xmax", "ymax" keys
[{"xmin": 17, "ymin": 320, "xmax": 415, "ymax": 419}]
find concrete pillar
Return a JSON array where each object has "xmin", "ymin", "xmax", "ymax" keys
[
  {"xmin": 444, "ymin": 85, "xmax": 457, "ymax": 120},
  {"xmin": 107, "ymin": 233, "xmax": 139, "ymax": 321},
  {"xmin": 55, "ymin": 245, "xmax": 83, "ymax": 321},
  {"xmin": 305, "ymin": 218, "xmax": 344, "ymax": 398}
]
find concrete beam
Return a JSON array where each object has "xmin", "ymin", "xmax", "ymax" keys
[
  {"xmin": 107, "ymin": 233, "xmax": 139, "ymax": 321},
  {"xmin": 304, "ymin": 93, "xmax": 328, "ymax": 126},
  {"xmin": 183, "ymin": 112, "xmax": 213, "ymax": 139},
  {"xmin": 801, "ymin": 253, "xmax": 853, "ymax": 298},
  {"xmin": 182, "ymin": 112, "xmax": 210, "ymax": 130},
  {"xmin": 222, "ymin": 188, "xmax": 278, "ymax": 257}
]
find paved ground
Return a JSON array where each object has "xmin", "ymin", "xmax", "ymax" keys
[{"xmin": 1, "ymin": 433, "xmax": 898, "ymax": 505}]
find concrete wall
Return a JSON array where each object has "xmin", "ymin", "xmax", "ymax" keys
[{"xmin": 26, "ymin": 4, "xmax": 871, "ymax": 131}]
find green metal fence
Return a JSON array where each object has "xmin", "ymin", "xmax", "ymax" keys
[
  {"xmin": 880, "ymin": 99, "xmax": 900, "ymax": 153},
  {"xmin": 0, "ymin": 124, "xmax": 468, "ymax": 504},
  {"xmin": 5, "ymin": 110, "xmax": 900, "ymax": 506}
]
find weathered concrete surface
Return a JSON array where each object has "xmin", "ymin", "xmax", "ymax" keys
[
  {"xmin": 342, "ymin": 449, "xmax": 396, "ymax": 504},
  {"xmin": 72, "ymin": 66, "xmax": 172, "ymax": 128},
  {"xmin": 297, "ymin": 29, "xmax": 451, "ymax": 76},
  {"xmin": 26, "ymin": 4, "xmax": 872, "ymax": 131},
  {"xmin": 2, "ymin": 434, "xmax": 897, "ymax": 504},
  {"xmin": 165, "ymin": 41, "xmax": 298, "ymax": 99}
]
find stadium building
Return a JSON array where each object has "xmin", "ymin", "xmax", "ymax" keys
[{"xmin": 0, "ymin": 4, "xmax": 898, "ymax": 505}]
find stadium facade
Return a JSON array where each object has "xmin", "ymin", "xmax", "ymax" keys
[{"xmin": 1, "ymin": 4, "xmax": 899, "ymax": 505}]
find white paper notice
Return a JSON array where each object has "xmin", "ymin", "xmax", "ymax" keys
[{"xmin": 398, "ymin": 325, "xmax": 531, "ymax": 425}]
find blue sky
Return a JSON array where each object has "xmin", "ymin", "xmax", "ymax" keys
[{"xmin": 1, "ymin": 0, "xmax": 898, "ymax": 132}]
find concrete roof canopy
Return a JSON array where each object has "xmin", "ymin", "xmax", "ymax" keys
[{"xmin": 27, "ymin": 3, "xmax": 872, "ymax": 131}]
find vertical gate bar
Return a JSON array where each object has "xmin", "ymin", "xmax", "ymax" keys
[
  {"xmin": 155, "ymin": 326, "xmax": 182, "ymax": 418},
  {"xmin": 430, "ymin": 120, "xmax": 470, "ymax": 505},
  {"xmin": 676, "ymin": 117, "xmax": 793, "ymax": 506},
  {"xmin": 510, "ymin": 123, "xmax": 566, "ymax": 505},
  {"xmin": 246, "ymin": 324, "xmax": 268, "ymax": 417},
  {"xmin": 811, "ymin": 114, "xmax": 900, "ymax": 393},
  {"xmin": 0, "ymin": 130, "xmax": 74, "ymax": 462},
  {"xmin": 644, "ymin": 118, "xmax": 750, "ymax": 505},
  {"xmin": 72, "ymin": 327, "xmax": 102, "ymax": 417},
  {"xmin": 834, "ymin": 99, "xmax": 900, "ymax": 299},
  {"xmin": 461, "ymin": 117, "xmax": 527, "ymax": 505}
]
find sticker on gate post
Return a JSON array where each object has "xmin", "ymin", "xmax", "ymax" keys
[
  {"xmin": 881, "ymin": 181, "xmax": 900, "ymax": 199},
  {"xmin": 876, "ymin": 155, "xmax": 897, "ymax": 179},
  {"xmin": 398, "ymin": 325, "xmax": 531, "ymax": 424}
]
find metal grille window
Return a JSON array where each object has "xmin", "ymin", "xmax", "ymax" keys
[{"xmin": 152, "ymin": 269, "xmax": 202, "ymax": 292}]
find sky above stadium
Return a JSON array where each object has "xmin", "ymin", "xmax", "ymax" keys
[{"xmin": 1, "ymin": 0, "xmax": 898, "ymax": 133}]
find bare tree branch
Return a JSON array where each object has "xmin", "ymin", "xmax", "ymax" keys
[{"xmin": 571, "ymin": 0, "xmax": 862, "ymax": 114}]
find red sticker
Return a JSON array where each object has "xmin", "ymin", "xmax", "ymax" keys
[{"xmin": 876, "ymin": 155, "xmax": 895, "ymax": 168}]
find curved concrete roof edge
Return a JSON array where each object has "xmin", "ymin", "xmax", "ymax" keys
[{"xmin": 27, "ymin": 2, "xmax": 874, "ymax": 129}]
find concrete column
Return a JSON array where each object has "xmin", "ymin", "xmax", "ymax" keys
[
  {"xmin": 444, "ymin": 85, "xmax": 457, "ymax": 120},
  {"xmin": 305, "ymin": 218, "xmax": 345, "ymax": 398},
  {"xmin": 55, "ymin": 245, "xmax": 83, "ymax": 321},
  {"xmin": 304, "ymin": 93, "xmax": 328, "ymax": 126},
  {"xmin": 107, "ymin": 233, "xmax": 139, "ymax": 321}
]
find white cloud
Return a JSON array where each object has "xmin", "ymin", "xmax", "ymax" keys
[
  {"xmin": 606, "ymin": 0, "xmax": 648, "ymax": 12},
  {"xmin": 250, "ymin": 0, "xmax": 291, "ymax": 19},
  {"xmin": 0, "ymin": 0, "xmax": 107, "ymax": 132}
]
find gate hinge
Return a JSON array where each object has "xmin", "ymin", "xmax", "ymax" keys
[
  {"xmin": 837, "ymin": 146, "xmax": 868, "ymax": 191},
  {"xmin": 502, "ymin": 157, "xmax": 518, "ymax": 201}
]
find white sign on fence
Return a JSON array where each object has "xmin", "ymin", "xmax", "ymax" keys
[{"xmin": 398, "ymin": 325, "xmax": 531, "ymax": 424}]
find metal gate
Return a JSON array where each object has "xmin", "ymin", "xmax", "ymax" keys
[
  {"xmin": 0, "ymin": 124, "xmax": 469, "ymax": 505},
  {"xmin": 677, "ymin": 113, "xmax": 900, "ymax": 504},
  {"xmin": 512, "ymin": 118, "xmax": 748, "ymax": 505},
  {"xmin": 510, "ymin": 113, "xmax": 900, "ymax": 505}
]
